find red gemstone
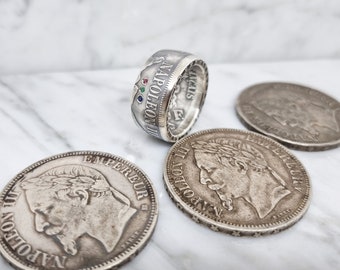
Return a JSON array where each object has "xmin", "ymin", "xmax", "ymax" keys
[{"xmin": 142, "ymin": 78, "xmax": 148, "ymax": 85}]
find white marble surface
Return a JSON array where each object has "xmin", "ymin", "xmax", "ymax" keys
[
  {"xmin": 0, "ymin": 60, "xmax": 340, "ymax": 269},
  {"xmin": 1, "ymin": 0, "xmax": 340, "ymax": 75}
]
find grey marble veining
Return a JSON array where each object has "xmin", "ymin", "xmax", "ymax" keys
[
  {"xmin": 1, "ymin": 0, "xmax": 340, "ymax": 74},
  {"xmin": 0, "ymin": 60, "xmax": 339, "ymax": 269}
]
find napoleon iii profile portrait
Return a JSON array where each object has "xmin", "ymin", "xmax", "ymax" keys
[
  {"xmin": 21, "ymin": 165, "xmax": 136, "ymax": 255},
  {"xmin": 192, "ymin": 138, "xmax": 291, "ymax": 219}
]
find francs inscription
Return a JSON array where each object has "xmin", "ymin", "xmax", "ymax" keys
[
  {"xmin": 168, "ymin": 69, "xmax": 198, "ymax": 133},
  {"xmin": 186, "ymin": 69, "xmax": 198, "ymax": 100}
]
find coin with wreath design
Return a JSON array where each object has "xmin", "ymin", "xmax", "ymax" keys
[{"xmin": 164, "ymin": 129, "xmax": 311, "ymax": 236}]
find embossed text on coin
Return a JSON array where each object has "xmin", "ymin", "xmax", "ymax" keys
[
  {"xmin": 0, "ymin": 151, "xmax": 158, "ymax": 270},
  {"xmin": 164, "ymin": 129, "xmax": 311, "ymax": 236}
]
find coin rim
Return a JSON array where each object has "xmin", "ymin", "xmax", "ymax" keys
[
  {"xmin": 0, "ymin": 150, "xmax": 159, "ymax": 270},
  {"xmin": 235, "ymin": 81, "xmax": 340, "ymax": 151},
  {"xmin": 163, "ymin": 128, "xmax": 311, "ymax": 236}
]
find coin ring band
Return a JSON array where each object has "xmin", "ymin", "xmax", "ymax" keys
[{"xmin": 131, "ymin": 50, "xmax": 208, "ymax": 142}]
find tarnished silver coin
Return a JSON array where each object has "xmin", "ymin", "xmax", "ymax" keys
[
  {"xmin": 0, "ymin": 151, "xmax": 158, "ymax": 270},
  {"xmin": 236, "ymin": 82, "xmax": 340, "ymax": 151},
  {"xmin": 164, "ymin": 129, "xmax": 311, "ymax": 236}
]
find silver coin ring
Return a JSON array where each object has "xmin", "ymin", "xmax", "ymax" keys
[{"xmin": 131, "ymin": 49, "xmax": 208, "ymax": 142}]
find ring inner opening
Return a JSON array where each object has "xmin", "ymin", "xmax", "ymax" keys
[{"xmin": 166, "ymin": 62, "xmax": 207, "ymax": 139}]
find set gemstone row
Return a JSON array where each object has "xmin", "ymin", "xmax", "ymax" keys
[{"xmin": 137, "ymin": 78, "xmax": 148, "ymax": 103}]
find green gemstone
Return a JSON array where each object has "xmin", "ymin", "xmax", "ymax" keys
[{"xmin": 140, "ymin": 86, "xmax": 145, "ymax": 93}]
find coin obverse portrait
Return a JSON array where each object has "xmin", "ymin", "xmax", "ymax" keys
[
  {"xmin": 192, "ymin": 138, "xmax": 291, "ymax": 219},
  {"xmin": 164, "ymin": 129, "xmax": 311, "ymax": 235},
  {"xmin": 21, "ymin": 165, "xmax": 136, "ymax": 256},
  {"xmin": 0, "ymin": 152, "xmax": 158, "ymax": 270}
]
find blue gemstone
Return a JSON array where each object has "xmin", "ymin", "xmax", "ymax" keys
[{"xmin": 137, "ymin": 95, "xmax": 143, "ymax": 103}]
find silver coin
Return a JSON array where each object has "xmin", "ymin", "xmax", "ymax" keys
[
  {"xmin": 164, "ymin": 129, "xmax": 311, "ymax": 236},
  {"xmin": 236, "ymin": 82, "xmax": 340, "ymax": 151},
  {"xmin": 0, "ymin": 151, "xmax": 158, "ymax": 270}
]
